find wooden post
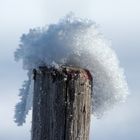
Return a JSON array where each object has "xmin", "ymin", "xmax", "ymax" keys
[{"xmin": 32, "ymin": 66, "xmax": 92, "ymax": 140}]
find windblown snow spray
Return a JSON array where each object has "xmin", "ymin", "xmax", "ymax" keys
[{"xmin": 14, "ymin": 14, "xmax": 129, "ymax": 126}]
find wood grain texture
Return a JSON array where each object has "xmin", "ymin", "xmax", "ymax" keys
[{"xmin": 32, "ymin": 66, "xmax": 92, "ymax": 140}]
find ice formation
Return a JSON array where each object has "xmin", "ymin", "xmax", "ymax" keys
[{"xmin": 14, "ymin": 14, "xmax": 129, "ymax": 125}]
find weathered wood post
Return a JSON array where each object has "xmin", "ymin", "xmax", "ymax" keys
[{"xmin": 32, "ymin": 66, "xmax": 92, "ymax": 140}]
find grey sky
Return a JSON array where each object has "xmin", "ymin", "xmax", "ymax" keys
[{"xmin": 0, "ymin": 0, "xmax": 140, "ymax": 139}]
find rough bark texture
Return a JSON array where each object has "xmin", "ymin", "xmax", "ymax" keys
[{"xmin": 32, "ymin": 66, "xmax": 92, "ymax": 140}]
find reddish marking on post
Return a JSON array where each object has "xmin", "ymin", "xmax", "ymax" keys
[{"xmin": 84, "ymin": 69, "xmax": 93, "ymax": 81}]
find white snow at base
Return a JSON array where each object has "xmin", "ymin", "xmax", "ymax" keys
[{"xmin": 14, "ymin": 13, "xmax": 129, "ymax": 125}]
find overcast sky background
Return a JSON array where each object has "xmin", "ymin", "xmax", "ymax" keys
[{"xmin": 0, "ymin": 0, "xmax": 140, "ymax": 139}]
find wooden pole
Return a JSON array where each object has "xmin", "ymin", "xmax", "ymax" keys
[{"xmin": 32, "ymin": 66, "xmax": 92, "ymax": 140}]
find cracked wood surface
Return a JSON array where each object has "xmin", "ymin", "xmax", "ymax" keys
[{"xmin": 32, "ymin": 66, "xmax": 92, "ymax": 140}]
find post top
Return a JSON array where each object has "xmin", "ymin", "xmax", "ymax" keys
[{"xmin": 33, "ymin": 65, "xmax": 93, "ymax": 82}]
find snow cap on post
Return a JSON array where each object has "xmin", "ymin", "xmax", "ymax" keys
[{"xmin": 14, "ymin": 13, "xmax": 129, "ymax": 125}]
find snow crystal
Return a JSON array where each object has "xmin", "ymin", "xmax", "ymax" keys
[{"xmin": 14, "ymin": 14, "xmax": 129, "ymax": 125}]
